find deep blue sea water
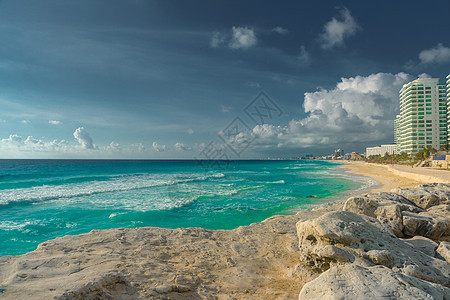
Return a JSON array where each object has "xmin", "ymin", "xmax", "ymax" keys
[{"xmin": 0, "ymin": 159, "xmax": 373, "ymax": 257}]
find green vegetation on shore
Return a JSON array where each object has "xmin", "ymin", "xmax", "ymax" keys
[{"xmin": 366, "ymin": 145, "xmax": 449, "ymax": 166}]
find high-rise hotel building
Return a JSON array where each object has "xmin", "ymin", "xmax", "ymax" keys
[
  {"xmin": 394, "ymin": 78, "xmax": 447, "ymax": 154},
  {"xmin": 448, "ymin": 74, "xmax": 450, "ymax": 142}
]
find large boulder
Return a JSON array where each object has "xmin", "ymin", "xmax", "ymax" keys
[
  {"xmin": 343, "ymin": 190, "xmax": 450, "ymax": 241},
  {"xmin": 428, "ymin": 205, "xmax": 450, "ymax": 241},
  {"xmin": 343, "ymin": 193, "xmax": 422, "ymax": 237},
  {"xmin": 299, "ymin": 264, "xmax": 450, "ymax": 300},
  {"xmin": 296, "ymin": 211, "xmax": 450, "ymax": 286},
  {"xmin": 402, "ymin": 211, "xmax": 450, "ymax": 241},
  {"xmin": 392, "ymin": 183, "xmax": 450, "ymax": 209},
  {"xmin": 343, "ymin": 192, "xmax": 420, "ymax": 215},
  {"xmin": 402, "ymin": 236, "xmax": 438, "ymax": 257}
]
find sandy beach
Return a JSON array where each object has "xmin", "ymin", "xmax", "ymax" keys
[{"xmin": 340, "ymin": 161, "xmax": 450, "ymax": 193}]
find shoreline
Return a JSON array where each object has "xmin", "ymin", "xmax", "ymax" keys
[
  {"xmin": 337, "ymin": 161, "xmax": 450, "ymax": 193},
  {"xmin": 288, "ymin": 160, "xmax": 426, "ymax": 215},
  {"xmin": 0, "ymin": 163, "xmax": 449, "ymax": 298}
]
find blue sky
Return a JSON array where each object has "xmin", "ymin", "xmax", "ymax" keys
[{"xmin": 0, "ymin": 0, "xmax": 449, "ymax": 158}]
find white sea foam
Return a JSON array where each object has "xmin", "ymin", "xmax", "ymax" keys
[
  {"xmin": 0, "ymin": 219, "xmax": 78, "ymax": 232},
  {"xmin": 0, "ymin": 172, "xmax": 226, "ymax": 208},
  {"xmin": 0, "ymin": 220, "xmax": 36, "ymax": 230},
  {"xmin": 269, "ymin": 180, "xmax": 285, "ymax": 184},
  {"xmin": 211, "ymin": 173, "xmax": 225, "ymax": 178},
  {"xmin": 108, "ymin": 212, "xmax": 131, "ymax": 219},
  {"xmin": 281, "ymin": 166, "xmax": 306, "ymax": 170}
]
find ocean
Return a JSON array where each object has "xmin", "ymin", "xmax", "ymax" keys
[{"xmin": 0, "ymin": 159, "xmax": 373, "ymax": 257}]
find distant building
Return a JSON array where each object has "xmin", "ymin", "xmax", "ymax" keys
[
  {"xmin": 381, "ymin": 144, "xmax": 395, "ymax": 155},
  {"xmin": 334, "ymin": 149, "xmax": 344, "ymax": 158},
  {"xmin": 366, "ymin": 144, "xmax": 395, "ymax": 157},
  {"xmin": 394, "ymin": 77, "xmax": 447, "ymax": 154},
  {"xmin": 366, "ymin": 146, "xmax": 381, "ymax": 157},
  {"xmin": 343, "ymin": 153, "xmax": 351, "ymax": 160},
  {"xmin": 351, "ymin": 152, "xmax": 364, "ymax": 160}
]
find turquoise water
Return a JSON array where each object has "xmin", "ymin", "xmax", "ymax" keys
[{"xmin": 0, "ymin": 159, "xmax": 368, "ymax": 257}]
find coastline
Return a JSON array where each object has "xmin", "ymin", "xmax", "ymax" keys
[
  {"xmin": 0, "ymin": 163, "xmax": 449, "ymax": 299},
  {"xmin": 338, "ymin": 160, "xmax": 450, "ymax": 193}
]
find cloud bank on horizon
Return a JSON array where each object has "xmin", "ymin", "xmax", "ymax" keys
[{"xmin": 0, "ymin": 1, "xmax": 449, "ymax": 158}]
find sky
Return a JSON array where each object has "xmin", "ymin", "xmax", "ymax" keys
[{"xmin": 0, "ymin": 0, "xmax": 450, "ymax": 159}]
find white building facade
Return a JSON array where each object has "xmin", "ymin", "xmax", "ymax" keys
[
  {"xmin": 366, "ymin": 144, "xmax": 395, "ymax": 157},
  {"xmin": 394, "ymin": 78, "xmax": 447, "ymax": 154},
  {"xmin": 447, "ymin": 74, "xmax": 450, "ymax": 143},
  {"xmin": 366, "ymin": 146, "xmax": 381, "ymax": 157}
]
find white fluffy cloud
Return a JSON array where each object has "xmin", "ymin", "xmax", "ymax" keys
[
  {"xmin": 241, "ymin": 72, "xmax": 412, "ymax": 151},
  {"xmin": 106, "ymin": 141, "xmax": 120, "ymax": 152},
  {"xmin": 418, "ymin": 73, "xmax": 432, "ymax": 79},
  {"xmin": 419, "ymin": 43, "xmax": 450, "ymax": 64},
  {"xmin": 0, "ymin": 134, "xmax": 69, "ymax": 154},
  {"xmin": 303, "ymin": 72, "xmax": 410, "ymax": 126},
  {"xmin": 0, "ymin": 131, "xmax": 193, "ymax": 158},
  {"xmin": 73, "ymin": 127, "xmax": 96, "ymax": 150},
  {"xmin": 174, "ymin": 142, "xmax": 191, "ymax": 152},
  {"xmin": 49, "ymin": 120, "xmax": 62, "ymax": 125},
  {"xmin": 230, "ymin": 26, "xmax": 257, "ymax": 49},
  {"xmin": 2, "ymin": 134, "xmax": 23, "ymax": 145},
  {"xmin": 152, "ymin": 141, "xmax": 167, "ymax": 152},
  {"xmin": 131, "ymin": 143, "xmax": 145, "ymax": 152},
  {"xmin": 319, "ymin": 7, "xmax": 360, "ymax": 49},
  {"xmin": 210, "ymin": 27, "xmax": 257, "ymax": 50}
]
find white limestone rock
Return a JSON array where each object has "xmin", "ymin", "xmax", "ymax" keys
[
  {"xmin": 374, "ymin": 204, "xmax": 405, "ymax": 236},
  {"xmin": 402, "ymin": 236, "xmax": 439, "ymax": 257},
  {"xmin": 0, "ymin": 214, "xmax": 308, "ymax": 300},
  {"xmin": 402, "ymin": 210, "xmax": 450, "ymax": 241},
  {"xmin": 392, "ymin": 183, "xmax": 450, "ymax": 209},
  {"xmin": 428, "ymin": 205, "xmax": 450, "ymax": 239},
  {"xmin": 299, "ymin": 264, "xmax": 450, "ymax": 300},
  {"xmin": 343, "ymin": 190, "xmax": 450, "ymax": 241},
  {"xmin": 343, "ymin": 192, "xmax": 422, "ymax": 237},
  {"xmin": 296, "ymin": 211, "xmax": 450, "ymax": 286}
]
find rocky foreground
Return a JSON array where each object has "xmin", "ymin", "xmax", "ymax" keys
[{"xmin": 1, "ymin": 184, "xmax": 450, "ymax": 299}]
